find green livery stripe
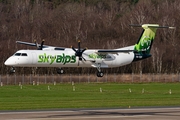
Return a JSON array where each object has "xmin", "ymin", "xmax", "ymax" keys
[{"xmin": 38, "ymin": 53, "xmax": 76, "ymax": 65}]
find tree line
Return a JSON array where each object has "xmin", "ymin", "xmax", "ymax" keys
[{"xmin": 0, "ymin": 0, "xmax": 179, "ymax": 75}]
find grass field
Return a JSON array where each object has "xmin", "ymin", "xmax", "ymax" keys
[{"xmin": 0, "ymin": 83, "xmax": 180, "ymax": 110}]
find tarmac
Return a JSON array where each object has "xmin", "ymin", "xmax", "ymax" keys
[{"xmin": 0, "ymin": 107, "xmax": 180, "ymax": 120}]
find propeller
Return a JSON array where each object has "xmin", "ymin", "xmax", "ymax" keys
[
  {"xmin": 71, "ymin": 40, "xmax": 87, "ymax": 66},
  {"xmin": 34, "ymin": 39, "xmax": 45, "ymax": 50}
]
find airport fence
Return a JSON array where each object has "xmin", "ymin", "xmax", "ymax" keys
[{"xmin": 0, "ymin": 73, "xmax": 180, "ymax": 85}]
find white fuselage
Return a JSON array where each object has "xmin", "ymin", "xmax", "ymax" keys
[{"xmin": 4, "ymin": 46, "xmax": 135, "ymax": 68}]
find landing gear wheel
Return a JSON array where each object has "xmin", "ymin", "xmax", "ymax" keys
[
  {"xmin": 10, "ymin": 67, "xmax": 15, "ymax": 74},
  {"xmin": 57, "ymin": 68, "xmax": 64, "ymax": 74},
  {"xmin": 97, "ymin": 72, "xmax": 104, "ymax": 77}
]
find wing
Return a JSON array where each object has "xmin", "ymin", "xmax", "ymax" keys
[
  {"xmin": 16, "ymin": 41, "xmax": 49, "ymax": 48},
  {"xmin": 16, "ymin": 41, "xmax": 65, "ymax": 50},
  {"xmin": 97, "ymin": 49, "xmax": 135, "ymax": 54}
]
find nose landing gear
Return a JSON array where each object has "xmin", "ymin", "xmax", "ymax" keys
[{"xmin": 10, "ymin": 67, "xmax": 15, "ymax": 74}]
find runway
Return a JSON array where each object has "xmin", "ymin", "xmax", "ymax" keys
[{"xmin": 0, "ymin": 107, "xmax": 180, "ymax": 120}]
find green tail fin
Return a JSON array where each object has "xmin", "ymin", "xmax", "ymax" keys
[
  {"xmin": 134, "ymin": 24, "xmax": 159, "ymax": 54},
  {"xmin": 132, "ymin": 24, "xmax": 175, "ymax": 61},
  {"xmin": 133, "ymin": 24, "xmax": 159, "ymax": 61}
]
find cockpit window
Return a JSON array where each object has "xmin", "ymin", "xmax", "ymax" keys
[
  {"xmin": 14, "ymin": 53, "xmax": 28, "ymax": 56},
  {"xmin": 14, "ymin": 53, "xmax": 21, "ymax": 56},
  {"xmin": 21, "ymin": 53, "xmax": 27, "ymax": 56}
]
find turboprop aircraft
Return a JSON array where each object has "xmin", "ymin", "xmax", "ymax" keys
[{"xmin": 4, "ymin": 24, "xmax": 175, "ymax": 77}]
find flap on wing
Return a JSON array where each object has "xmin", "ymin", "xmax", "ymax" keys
[{"xmin": 97, "ymin": 49, "xmax": 135, "ymax": 54}]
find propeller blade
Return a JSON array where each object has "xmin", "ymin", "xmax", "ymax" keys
[
  {"xmin": 34, "ymin": 40, "xmax": 45, "ymax": 50},
  {"xmin": 78, "ymin": 40, "xmax": 80, "ymax": 51},
  {"xmin": 40, "ymin": 40, "xmax": 45, "ymax": 50},
  {"xmin": 71, "ymin": 46, "xmax": 77, "ymax": 52},
  {"xmin": 78, "ymin": 59, "xmax": 80, "ymax": 66},
  {"xmin": 34, "ymin": 40, "xmax": 39, "ymax": 49},
  {"xmin": 82, "ymin": 48, "xmax": 87, "ymax": 53},
  {"xmin": 82, "ymin": 56, "xmax": 86, "ymax": 61}
]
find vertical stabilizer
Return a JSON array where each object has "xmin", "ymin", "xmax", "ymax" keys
[
  {"xmin": 134, "ymin": 24, "xmax": 159, "ymax": 54},
  {"xmin": 132, "ymin": 24, "xmax": 175, "ymax": 61},
  {"xmin": 133, "ymin": 24, "xmax": 159, "ymax": 61}
]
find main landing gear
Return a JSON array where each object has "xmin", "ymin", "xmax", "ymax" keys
[
  {"xmin": 96, "ymin": 64, "xmax": 104, "ymax": 77},
  {"xmin": 57, "ymin": 68, "xmax": 64, "ymax": 74},
  {"xmin": 97, "ymin": 72, "xmax": 104, "ymax": 77}
]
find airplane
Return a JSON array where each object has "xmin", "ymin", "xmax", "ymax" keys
[{"xmin": 4, "ymin": 24, "xmax": 175, "ymax": 77}]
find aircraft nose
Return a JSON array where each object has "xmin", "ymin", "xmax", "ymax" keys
[
  {"xmin": 4, "ymin": 57, "xmax": 15, "ymax": 66},
  {"xmin": 4, "ymin": 59, "xmax": 11, "ymax": 66}
]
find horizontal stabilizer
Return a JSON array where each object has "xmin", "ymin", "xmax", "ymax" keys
[{"xmin": 130, "ymin": 24, "xmax": 175, "ymax": 29}]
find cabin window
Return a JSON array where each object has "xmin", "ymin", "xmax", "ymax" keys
[{"xmin": 54, "ymin": 47, "xmax": 65, "ymax": 50}]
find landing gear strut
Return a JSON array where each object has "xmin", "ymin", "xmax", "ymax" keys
[
  {"xmin": 57, "ymin": 68, "xmax": 64, "ymax": 74},
  {"xmin": 96, "ymin": 64, "xmax": 104, "ymax": 77}
]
